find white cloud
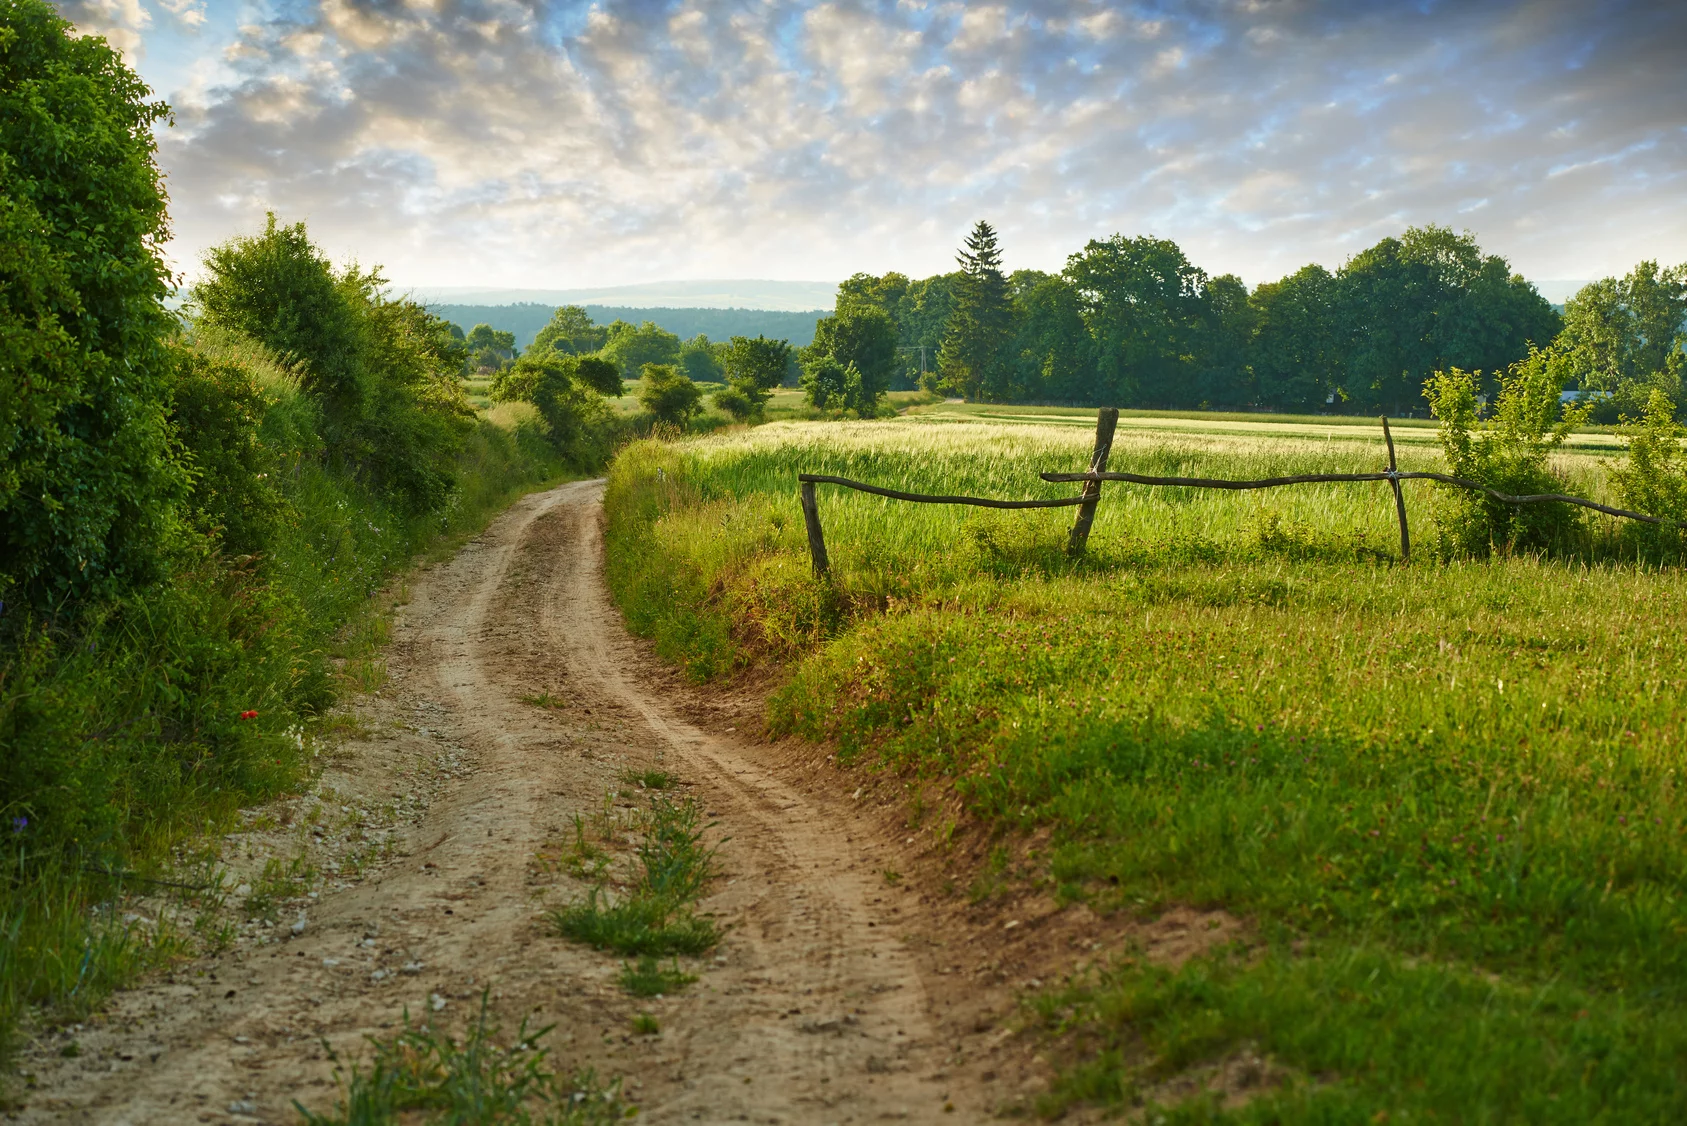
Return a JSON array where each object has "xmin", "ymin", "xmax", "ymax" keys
[{"xmin": 71, "ymin": 0, "xmax": 1687, "ymax": 288}]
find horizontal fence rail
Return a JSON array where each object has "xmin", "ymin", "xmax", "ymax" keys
[
  {"xmin": 794, "ymin": 409, "xmax": 1679, "ymax": 577},
  {"xmin": 796, "ymin": 473, "xmax": 1088, "ymax": 510},
  {"xmin": 1038, "ymin": 470, "xmax": 1675, "ymax": 526}
]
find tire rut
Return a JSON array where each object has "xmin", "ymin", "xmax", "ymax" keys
[{"xmin": 13, "ymin": 480, "xmax": 974, "ymax": 1125}]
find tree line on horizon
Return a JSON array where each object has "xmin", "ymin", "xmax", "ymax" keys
[{"xmin": 817, "ymin": 221, "xmax": 1685, "ymax": 420}]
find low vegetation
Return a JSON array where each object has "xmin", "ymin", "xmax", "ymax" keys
[
  {"xmin": 604, "ymin": 403, "xmax": 1687, "ymax": 1120},
  {"xmin": 297, "ymin": 992, "xmax": 625, "ymax": 1126},
  {"xmin": 549, "ymin": 793, "xmax": 720, "ymax": 960}
]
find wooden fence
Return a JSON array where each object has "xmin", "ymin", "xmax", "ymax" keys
[{"xmin": 796, "ymin": 408, "xmax": 1680, "ymax": 576}]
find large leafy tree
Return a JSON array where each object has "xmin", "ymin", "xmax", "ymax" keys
[
  {"xmin": 807, "ymin": 304, "xmax": 897, "ymax": 409},
  {"xmin": 678, "ymin": 334, "xmax": 726, "ymax": 383},
  {"xmin": 1559, "ymin": 261, "xmax": 1687, "ymax": 414},
  {"xmin": 715, "ymin": 334, "xmax": 792, "ymax": 419},
  {"xmin": 1009, "ymin": 271, "xmax": 1093, "ymax": 403},
  {"xmin": 0, "ymin": 0, "xmax": 182, "ymax": 607},
  {"xmin": 602, "ymin": 320, "xmax": 681, "ymax": 376},
  {"xmin": 938, "ymin": 221, "xmax": 1016, "ymax": 401},
  {"xmin": 1194, "ymin": 273, "xmax": 1256, "ymax": 408},
  {"xmin": 1335, "ymin": 225, "xmax": 1559, "ymax": 413},
  {"xmin": 1064, "ymin": 234, "xmax": 1208, "ymax": 407},
  {"xmin": 531, "ymin": 304, "xmax": 608, "ymax": 357},
  {"xmin": 1249, "ymin": 265, "xmax": 1344, "ymax": 411}
]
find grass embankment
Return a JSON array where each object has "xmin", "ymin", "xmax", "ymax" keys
[
  {"xmin": 604, "ymin": 414, "xmax": 1687, "ymax": 1121},
  {"xmin": 0, "ymin": 413, "xmax": 566, "ymax": 1070}
]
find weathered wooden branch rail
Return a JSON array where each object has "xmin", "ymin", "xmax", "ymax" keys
[
  {"xmin": 794, "ymin": 408, "xmax": 1678, "ymax": 577},
  {"xmin": 796, "ymin": 473, "xmax": 1088, "ymax": 509},
  {"xmin": 1037, "ymin": 470, "xmax": 1671, "ymax": 526}
]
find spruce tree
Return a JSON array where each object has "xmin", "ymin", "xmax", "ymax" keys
[{"xmin": 938, "ymin": 220, "xmax": 1014, "ymax": 401}]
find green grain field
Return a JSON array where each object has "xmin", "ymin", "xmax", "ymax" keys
[{"xmin": 605, "ymin": 408, "xmax": 1687, "ymax": 1123}]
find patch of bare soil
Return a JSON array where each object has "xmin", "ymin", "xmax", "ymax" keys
[{"xmin": 10, "ymin": 481, "xmax": 1242, "ymax": 1126}]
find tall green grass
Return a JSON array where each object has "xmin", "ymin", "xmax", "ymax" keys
[{"xmin": 604, "ymin": 413, "xmax": 1687, "ymax": 1121}]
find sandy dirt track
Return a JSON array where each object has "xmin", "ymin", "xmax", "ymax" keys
[{"xmin": 13, "ymin": 480, "xmax": 1118, "ymax": 1125}]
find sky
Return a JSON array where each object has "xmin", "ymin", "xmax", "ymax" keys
[{"xmin": 57, "ymin": 0, "xmax": 1687, "ymax": 294}]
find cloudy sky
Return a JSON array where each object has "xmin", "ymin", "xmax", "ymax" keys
[{"xmin": 59, "ymin": 0, "xmax": 1687, "ymax": 293}]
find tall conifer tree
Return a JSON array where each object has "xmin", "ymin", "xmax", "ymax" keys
[{"xmin": 938, "ymin": 221, "xmax": 1014, "ymax": 401}]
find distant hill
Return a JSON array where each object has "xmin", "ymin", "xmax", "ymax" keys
[
  {"xmin": 427, "ymin": 303, "xmax": 826, "ymax": 350},
  {"xmin": 1532, "ymin": 280, "xmax": 1593, "ymax": 306},
  {"xmin": 411, "ymin": 279, "xmax": 837, "ymax": 314}
]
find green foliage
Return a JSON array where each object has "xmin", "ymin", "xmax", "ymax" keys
[
  {"xmin": 1009, "ymin": 271, "xmax": 1092, "ymax": 403},
  {"xmin": 1609, "ymin": 388, "xmax": 1687, "ymax": 556},
  {"xmin": 297, "ymin": 992, "xmax": 625, "ymax": 1126},
  {"xmin": 529, "ymin": 305, "xmax": 607, "ymax": 358},
  {"xmin": 799, "ymin": 355, "xmax": 875, "ymax": 414},
  {"xmin": 1064, "ymin": 233, "xmax": 1208, "ymax": 408},
  {"xmin": 1335, "ymin": 225, "xmax": 1562, "ymax": 414},
  {"xmin": 938, "ymin": 220, "xmax": 1015, "ymax": 401},
  {"xmin": 0, "ymin": 0, "xmax": 182, "ymax": 609},
  {"xmin": 601, "ymin": 320, "xmax": 681, "ymax": 375},
  {"xmin": 711, "ymin": 384, "xmax": 753, "ymax": 422},
  {"xmin": 719, "ymin": 334, "xmax": 793, "ymax": 419},
  {"xmin": 464, "ymin": 323, "xmax": 516, "ymax": 374},
  {"xmin": 489, "ymin": 353, "xmax": 622, "ymax": 466},
  {"xmin": 193, "ymin": 217, "xmax": 475, "ymax": 516},
  {"xmin": 1424, "ymin": 349, "xmax": 1588, "ymax": 555},
  {"xmin": 1247, "ymin": 265, "xmax": 1342, "ymax": 411},
  {"xmin": 167, "ymin": 344, "xmax": 280, "ymax": 557},
  {"xmin": 807, "ymin": 304, "xmax": 897, "ymax": 411},
  {"xmin": 677, "ymin": 334, "xmax": 725, "ymax": 383},
  {"xmin": 1559, "ymin": 262, "xmax": 1687, "ymax": 418},
  {"xmin": 636, "ymin": 364, "xmax": 702, "ymax": 426}
]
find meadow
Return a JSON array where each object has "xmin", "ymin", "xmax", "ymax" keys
[{"xmin": 604, "ymin": 408, "xmax": 1687, "ymax": 1122}]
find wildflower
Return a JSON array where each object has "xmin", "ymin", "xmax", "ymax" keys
[
  {"xmin": 10, "ymin": 816, "xmax": 26, "ymax": 834},
  {"xmin": 240, "ymin": 710, "xmax": 259, "ymax": 721}
]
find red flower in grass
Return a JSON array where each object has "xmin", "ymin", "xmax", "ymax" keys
[{"xmin": 239, "ymin": 710, "xmax": 258, "ymax": 720}]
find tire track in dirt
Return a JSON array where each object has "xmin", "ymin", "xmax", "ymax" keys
[{"xmin": 12, "ymin": 480, "xmax": 981, "ymax": 1124}]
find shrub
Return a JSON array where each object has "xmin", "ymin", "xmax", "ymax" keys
[
  {"xmin": 192, "ymin": 219, "xmax": 474, "ymax": 516},
  {"xmin": 0, "ymin": 0, "xmax": 183, "ymax": 609},
  {"xmin": 1609, "ymin": 388, "xmax": 1687, "ymax": 556},
  {"xmin": 489, "ymin": 352, "xmax": 623, "ymax": 468},
  {"xmin": 712, "ymin": 384, "xmax": 754, "ymax": 422},
  {"xmin": 168, "ymin": 344, "xmax": 281, "ymax": 557},
  {"xmin": 1423, "ymin": 348, "xmax": 1588, "ymax": 556},
  {"xmin": 637, "ymin": 364, "xmax": 702, "ymax": 426}
]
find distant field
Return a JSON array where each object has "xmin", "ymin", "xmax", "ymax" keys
[{"xmin": 603, "ymin": 410, "xmax": 1687, "ymax": 1122}]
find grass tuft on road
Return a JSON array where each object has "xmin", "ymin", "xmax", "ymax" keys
[
  {"xmin": 550, "ymin": 794, "xmax": 720, "ymax": 959},
  {"xmin": 296, "ymin": 992, "xmax": 625, "ymax": 1126}
]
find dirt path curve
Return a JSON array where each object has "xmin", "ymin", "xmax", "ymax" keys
[{"xmin": 16, "ymin": 480, "xmax": 1009, "ymax": 1125}]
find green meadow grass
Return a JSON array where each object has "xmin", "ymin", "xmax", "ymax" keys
[{"xmin": 604, "ymin": 412, "xmax": 1687, "ymax": 1122}]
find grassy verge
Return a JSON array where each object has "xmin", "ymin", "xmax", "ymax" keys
[
  {"xmin": 0, "ymin": 414, "xmax": 568, "ymax": 1078},
  {"xmin": 602, "ymin": 416, "xmax": 1687, "ymax": 1121}
]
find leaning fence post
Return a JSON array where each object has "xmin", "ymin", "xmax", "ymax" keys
[
  {"xmin": 1381, "ymin": 416, "xmax": 1410, "ymax": 562},
  {"xmin": 1067, "ymin": 407, "xmax": 1120, "ymax": 555},
  {"xmin": 799, "ymin": 479, "xmax": 831, "ymax": 578}
]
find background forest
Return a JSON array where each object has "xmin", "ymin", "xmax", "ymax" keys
[{"xmin": 827, "ymin": 221, "xmax": 1685, "ymax": 421}]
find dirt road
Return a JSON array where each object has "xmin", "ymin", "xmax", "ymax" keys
[{"xmin": 14, "ymin": 480, "xmax": 1076, "ymax": 1124}]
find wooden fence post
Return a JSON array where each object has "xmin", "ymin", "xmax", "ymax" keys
[
  {"xmin": 1067, "ymin": 407, "xmax": 1120, "ymax": 556},
  {"xmin": 1381, "ymin": 416, "xmax": 1410, "ymax": 562},
  {"xmin": 800, "ymin": 480, "xmax": 831, "ymax": 578}
]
